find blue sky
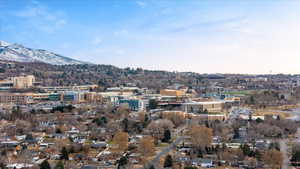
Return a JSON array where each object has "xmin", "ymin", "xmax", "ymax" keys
[{"xmin": 1, "ymin": 0, "xmax": 300, "ymax": 74}]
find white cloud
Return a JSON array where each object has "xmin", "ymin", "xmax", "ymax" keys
[
  {"xmin": 113, "ymin": 29, "xmax": 129, "ymax": 36},
  {"xmin": 136, "ymin": 1, "xmax": 146, "ymax": 8},
  {"xmin": 61, "ymin": 43, "xmax": 70, "ymax": 49},
  {"xmin": 15, "ymin": 7, "xmax": 42, "ymax": 17},
  {"xmin": 91, "ymin": 37, "xmax": 103, "ymax": 45},
  {"xmin": 115, "ymin": 49, "xmax": 125, "ymax": 55},
  {"xmin": 14, "ymin": 2, "xmax": 67, "ymax": 33}
]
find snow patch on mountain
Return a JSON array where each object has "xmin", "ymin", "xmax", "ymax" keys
[{"xmin": 0, "ymin": 40, "xmax": 87, "ymax": 65}]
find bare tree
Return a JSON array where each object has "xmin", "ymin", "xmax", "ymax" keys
[
  {"xmin": 263, "ymin": 149, "xmax": 283, "ymax": 169},
  {"xmin": 146, "ymin": 119, "xmax": 174, "ymax": 140},
  {"xmin": 112, "ymin": 131, "xmax": 129, "ymax": 152},
  {"xmin": 187, "ymin": 125, "xmax": 213, "ymax": 151},
  {"xmin": 139, "ymin": 136, "xmax": 155, "ymax": 159}
]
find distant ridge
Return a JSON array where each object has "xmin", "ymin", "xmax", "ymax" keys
[{"xmin": 0, "ymin": 40, "xmax": 88, "ymax": 65}]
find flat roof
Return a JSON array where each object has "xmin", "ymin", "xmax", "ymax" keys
[{"xmin": 183, "ymin": 101, "xmax": 225, "ymax": 105}]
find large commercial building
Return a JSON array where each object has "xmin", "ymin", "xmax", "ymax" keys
[
  {"xmin": 12, "ymin": 75, "xmax": 35, "ymax": 88},
  {"xmin": 58, "ymin": 91, "xmax": 101, "ymax": 103},
  {"xmin": 182, "ymin": 101, "xmax": 225, "ymax": 113},
  {"xmin": 0, "ymin": 91, "xmax": 102, "ymax": 104},
  {"xmin": 0, "ymin": 93, "xmax": 34, "ymax": 104},
  {"xmin": 160, "ymin": 89, "xmax": 185, "ymax": 97},
  {"xmin": 119, "ymin": 99, "xmax": 145, "ymax": 111},
  {"xmin": 0, "ymin": 75, "xmax": 35, "ymax": 89},
  {"xmin": 41, "ymin": 85, "xmax": 98, "ymax": 92}
]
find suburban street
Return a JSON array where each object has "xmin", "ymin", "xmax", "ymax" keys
[
  {"xmin": 140, "ymin": 123, "xmax": 189, "ymax": 169},
  {"xmin": 280, "ymin": 139, "xmax": 291, "ymax": 169}
]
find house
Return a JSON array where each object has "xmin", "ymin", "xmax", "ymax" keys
[
  {"xmin": 255, "ymin": 140, "xmax": 270, "ymax": 150},
  {"xmin": 0, "ymin": 140, "xmax": 19, "ymax": 148},
  {"xmin": 67, "ymin": 127, "xmax": 80, "ymax": 135},
  {"xmin": 81, "ymin": 165, "xmax": 100, "ymax": 169},
  {"xmin": 191, "ymin": 158, "xmax": 213, "ymax": 168},
  {"xmin": 51, "ymin": 133, "xmax": 67, "ymax": 139},
  {"xmin": 91, "ymin": 141, "xmax": 107, "ymax": 149},
  {"xmin": 200, "ymin": 159, "xmax": 213, "ymax": 168},
  {"xmin": 6, "ymin": 163, "xmax": 34, "ymax": 169}
]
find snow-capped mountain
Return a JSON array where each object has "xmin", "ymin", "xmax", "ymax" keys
[{"xmin": 0, "ymin": 40, "xmax": 87, "ymax": 65}]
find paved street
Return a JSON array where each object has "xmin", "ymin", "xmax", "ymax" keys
[
  {"xmin": 280, "ymin": 139, "xmax": 292, "ymax": 169},
  {"xmin": 140, "ymin": 124, "xmax": 188, "ymax": 169}
]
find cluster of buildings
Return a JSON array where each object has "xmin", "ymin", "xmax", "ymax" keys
[
  {"xmin": 0, "ymin": 75, "xmax": 102, "ymax": 104},
  {"xmin": 0, "ymin": 75, "xmax": 242, "ymax": 122},
  {"xmin": 0, "ymin": 87, "xmax": 100, "ymax": 104},
  {"xmin": 0, "ymin": 74, "xmax": 298, "ymax": 169}
]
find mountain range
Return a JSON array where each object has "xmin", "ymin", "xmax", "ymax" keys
[{"xmin": 0, "ymin": 40, "xmax": 87, "ymax": 65}]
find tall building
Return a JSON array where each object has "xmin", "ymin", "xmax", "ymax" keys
[
  {"xmin": 0, "ymin": 75, "xmax": 36, "ymax": 89},
  {"xmin": 12, "ymin": 75, "xmax": 35, "ymax": 88}
]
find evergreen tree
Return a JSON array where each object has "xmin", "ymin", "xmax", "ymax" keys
[
  {"xmin": 55, "ymin": 128, "xmax": 62, "ymax": 134},
  {"xmin": 39, "ymin": 160, "xmax": 51, "ymax": 169},
  {"xmin": 117, "ymin": 156, "xmax": 128, "ymax": 169},
  {"xmin": 197, "ymin": 149, "xmax": 203, "ymax": 157},
  {"xmin": 0, "ymin": 163, "xmax": 7, "ymax": 169},
  {"xmin": 94, "ymin": 116, "xmax": 108, "ymax": 126},
  {"xmin": 291, "ymin": 150, "xmax": 300, "ymax": 166},
  {"xmin": 250, "ymin": 96, "xmax": 255, "ymax": 104},
  {"xmin": 184, "ymin": 167, "xmax": 197, "ymax": 169},
  {"xmin": 255, "ymin": 118, "xmax": 263, "ymax": 123},
  {"xmin": 254, "ymin": 150, "xmax": 262, "ymax": 161},
  {"xmin": 276, "ymin": 115, "xmax": 281, "ymax": 121},
  {"xmin": 122, "ymin": 118, "xmax": 129, "ymax": 132},
  {"xmin": 143, "ymin": 114, "xmax": 150, "ymax": 128},
  {"xmin": 233, "ymin": 128, "xmax": 240, "ymax": 139},
  {"xmin": 54, "ymin": 161, "xmax": 64, "ymax": 169},
  {"xmin": 215, "ymin": 145, "xmax": 220, "ymax": 153},
  {"xmin": 149, "ymin": 165, "xmax": 155, "ymax": 169},
  {"xmin": 163, "ymin": 155, "xmax": 173, "ymax": 168},
  {"xmin": 269, "ymin": 142, "xmax": 280, "ymax": 151},
  {"xmin": 60, "ymin": 147, "xmax": 69, "ymax": 160},
  {"xmin": 162, "ymin": 129, "xmax": 171, "ymax": 142},
  {"xmin": 148, "ymin": 99, "xmax": 157, "ymax": 110},
  {"xmin": 240, "ymin": 144, "xmax": 251, "ymax": 156},
  {"xmin": 222, "ymin": 143, "xmax": 227, "ymax": 151},
  {"xmin": 100, "ymin": 116, "xmax": 108, "ymax": 124}
]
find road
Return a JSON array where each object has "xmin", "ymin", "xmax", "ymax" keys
[
  {"xmin": 140, "ymin": 123, "xmax": 189, "ymax": 169},
  {"xmin": 147, "ymin": 136, "xmax": 187, "ymax": 169},
  {"xmin": 280, "ymin": 139, "xmax": 292, "ymax": 169}
]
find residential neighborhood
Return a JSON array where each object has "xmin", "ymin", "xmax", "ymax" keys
[
  {"xmin": 1, "ymin": 72, "xmax": 300, "ymax": 169},
  {"xmin": 1, "ymin": 0, "xmax": 300, "ymax": 168}
]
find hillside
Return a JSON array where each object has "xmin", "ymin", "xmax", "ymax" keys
[
  {"xmin": 0, "ymin": 40, "xmax": 86, "ymax": 65},
  {"xmin": 0, "ymin": 60, "xmax": 203, "ymax": 90}
]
